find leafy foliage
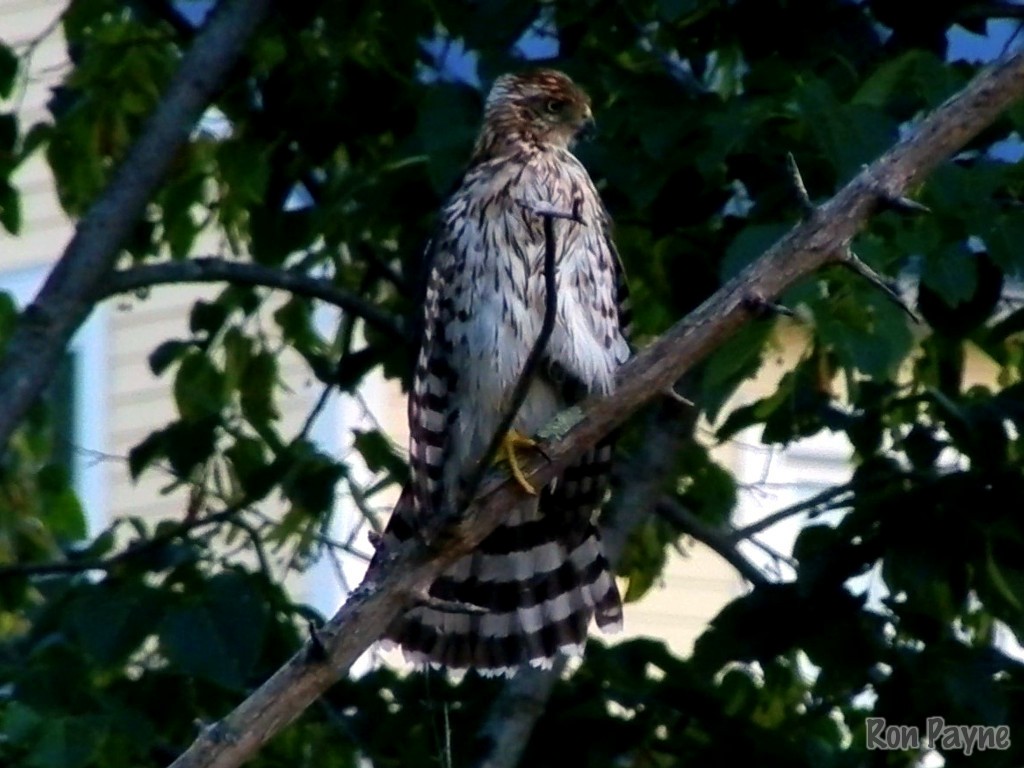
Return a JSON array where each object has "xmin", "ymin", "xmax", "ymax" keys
[{"xmin": 1, "ymin": 0, "xmax": 1024, "ymax": 766}]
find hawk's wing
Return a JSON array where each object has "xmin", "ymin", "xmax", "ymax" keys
[
  {"xmin": 407, "ymin": 235, "xmax": 460, "ymax": 518},
  {"xmin": 539, "ymin": 212, "xmax": 631, "ymax": 578},
  {"xmin": 375, "ymin": 233, "xmax": 462, "ymax": 549}
]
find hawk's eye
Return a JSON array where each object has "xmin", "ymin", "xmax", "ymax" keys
[{"xmin": 545, "ymin": 99, "xmax": 564, "ymax": 114}]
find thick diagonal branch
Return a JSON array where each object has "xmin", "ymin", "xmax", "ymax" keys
[
  {"xmin": 0, "ymin": 0, "xmax": 271, "ymax": 456},
  {"xmin": 166, "ymin": 52, "xmax": 1024, "ymax": 768}
]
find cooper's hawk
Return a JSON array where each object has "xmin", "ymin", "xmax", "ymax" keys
[{"xmin": 375, "ymin": 69, "xmax": 631, "ymax": 673}]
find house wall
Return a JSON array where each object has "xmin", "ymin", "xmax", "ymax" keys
[{"xmin": 1, "ymin": 0, "xmax": 325, "ymax": 551}]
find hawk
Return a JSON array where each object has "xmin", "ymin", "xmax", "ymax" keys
[{"xmin": 375, "ymin": 69, "xmax": 631, "ymax": 673}]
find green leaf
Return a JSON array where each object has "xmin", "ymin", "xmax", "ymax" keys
[
  {"xmin": 812, "ymin": 280, "xmax": 913, "ymax": 379},
  {"xmin": 852, "ymin": 50, "xmax": 933, "ymax": 108},
  {"xmin": 281, "ymin": 443, "xmax": 344, "ymax": 515},
  {"xmin": 173, "ymin": 350, "xmax": 225, "ymax": 422},
  {"xmin": 416, "ymin": 83, "xmax": 478, "ymax": 193},
  {"xmin": 0, "ymin": 179, "xmax": 21, "ymax": 235},
  {"xmin": 225, "ymin": 436, "xmax": 272, "ymax": 496},
  {"xmin": 127, "ymin": 429, "xmax": 166, "ymax": 480},
  {"xmin": 984, "ymin": 542, "xmax": 1023, "ymax": 613},
  {"xmin": 148, "ymin": 339, "xmax": 190, "ymax": 376},
  {"xmin": 335, "ymin": 347, "xmax": 383, "ymax": 392},
  {"xmin": 718, "ymin": 667, "xmax": 758, "ymax": 718},
  {"xmin": 920, "ymin": 241, "xmax": 978, "ymax": 307},
  {"xmin": 239, "ymin": 350, "xmax": 279, "ymax": 428},
  {"xmin": 676, "ymin": 444, "xmax": 736, "ymax": 526},
  {"xmin": 189, "ymin": 299, "xmax": 231, "ymax": 338},
  {"xmin": 985, "ymin": 213, "xmax": 1024, "ymax": 276},
  {"xmin": 658, "ymin": 0, "xmax": 698, "ymax": 22},
  {"xmin": 618, "ymin": 518, "xmax": 672, "ymax": 603},
  {"xmin": 693, "ymin": 584, "xmax": 799, "ymax": 668},
  {"xmin": 37, "ymin": 464, "xmax": 86, "ymax": 542},
  {"xmin": 792, "ymin": 524, "xmax": 839, "ymax": 573},
  {"xmin": 798, "ymin": 78, "xmax": 898, "ymax": 181},
  {"xmin": 159, "ymin": 571, "xmax": 268, "ymax": 689},
  {"xmin": 715, "ymin": 399, "xmax": 769, "ymax": 442},
  {"xmin": 0, "ymin": 44, "xmax": 18, "ymax": 99},
  {"xmin": 250, "ymin": 208, "xmax": 314, "ymax": 266},
  {"xmin": 720, "ymin": 223, "xmax": 791, "ymax": 281},
  {"xmin": 902, "ymin": 424, "xmax": 943, "ymax": 469},
  {"xmin": 78, "ymin": 527, "xmax": 116, "ymax": 560},
  {"xmin": 18, "ymin": 122, "xmax": 51, "ymax": 163},
  {"xmin": 66, "ymin": 581, "xmax": 161, "ymax": 666},
  {"xmin": 222, "ymin": 327, "xmax": 253, "ymax": 390},
  {"xmin": 215, "ymin": 140, "xmax": 270, "ymax": 206},
  {"xmin": 0, "ymin": 289, "xmax": 17, "ymax": 342},
  {"xmin": 163, "ymin": 418, "xmax": 219, "ymax": 476},
  {"xmin": 700, "ymin": 321, "xmax": 773, "ymax": 421},
  {"xmin": 352, "ymin": 429, "xmax": 408, "ymax": 483},
  {"xmin": 0, "ymin": 113, "xmax": 17, "ymax": 154},
  {"xmin": 273, "ymin": 297, "xmax": 320, "ymax": 353},
  {"xmin": 26, "ymin": 717, "xmax": 97, "ymax": 768},
  {"xmin": 162, "ymin": 203, "xmax": 200, "ymax": 261},
  {"xmin": 1, "ymin": 701, "xmax": 44, "ymax": 746}
]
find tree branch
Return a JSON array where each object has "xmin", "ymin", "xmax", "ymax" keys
[
  {"xmin": 104, "ymin": 257, "xmax": 409, "ymax": 344},
  {"xmin": 0, "ymin": 0, "xmax": 272, "ymax": 457},
  {"xmin": 471, "ymin": 659, "xmax": 565, "ymax": 768},
  {"xmin": 166, "ymin": 52, "xmax": 1024, "ymax": 768}
]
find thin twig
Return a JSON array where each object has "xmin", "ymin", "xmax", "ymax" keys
[
  {"xmin": 655, "ymin": 499, "xmax": 769, "ymax": 587},
  {"xmin": 225, "ymin": 514, "xmax": 273, "ymax": 577},
  {"xmin": 299, "ymin": 382, "xmax": 337, "ymax": 441},
  {"xmin": 743, "ymin": 534, "xmax": 798, "ymax": 573},
  {"xmin": 839, "ymin": 247, "xmax": 923, "ymax": 324},
  {"xmin": 728, "ymin": 483, "xmax": 854, "ymax": 543},
  {"xmin": 874, "ymin": 190, "xmax": 932, "ymax": 215},
  {"xmin": 786, "ymin": 152, "xmax": 815, "ymax": 215},
  {"xmin": 11, "ymin": 10, "xmax": 63, "ymax": 113},
  {"xmin": 0, "ymin": 502, "xmax": 250, "ymax": 579}
]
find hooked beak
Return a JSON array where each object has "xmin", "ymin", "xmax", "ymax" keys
[{"xmin": 576, "ymin": 105, "xmax": 597, "ymax": 141}]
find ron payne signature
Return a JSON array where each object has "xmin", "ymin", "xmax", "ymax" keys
[{"xmin": 866, "ymin": 716, "xmax": 1011, "ymax": 756}]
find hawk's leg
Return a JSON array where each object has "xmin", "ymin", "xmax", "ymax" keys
[{"xmin": 494, "ymin": 429, "xmax": 543, "ymax": 495}]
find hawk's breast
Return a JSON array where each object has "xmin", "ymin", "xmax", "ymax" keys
[{"xmin": 438, "ymin": 147, "xmax": 628, "ymax": 481}]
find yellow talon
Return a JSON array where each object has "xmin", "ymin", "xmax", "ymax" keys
[{"xmin": 494, "ymin": 430, "xmax": 540, "ymax": 495}]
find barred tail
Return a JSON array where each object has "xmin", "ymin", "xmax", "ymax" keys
[{"xmin": 380, "ymin": 499, "xmax": 622, "ymax": 674}]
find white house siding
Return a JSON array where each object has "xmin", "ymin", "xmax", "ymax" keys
[
  {"xmin": 106, "ymin": 285, "xmax": 324, "ymax": 524},
  {"xmin": 2, "ymin": 1, "xmax": 331, "ymax": 543}
]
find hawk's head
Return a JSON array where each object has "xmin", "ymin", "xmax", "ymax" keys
[{"xmin": 475, "ymin": 69, "xmax": 595, "ymax": 159}]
